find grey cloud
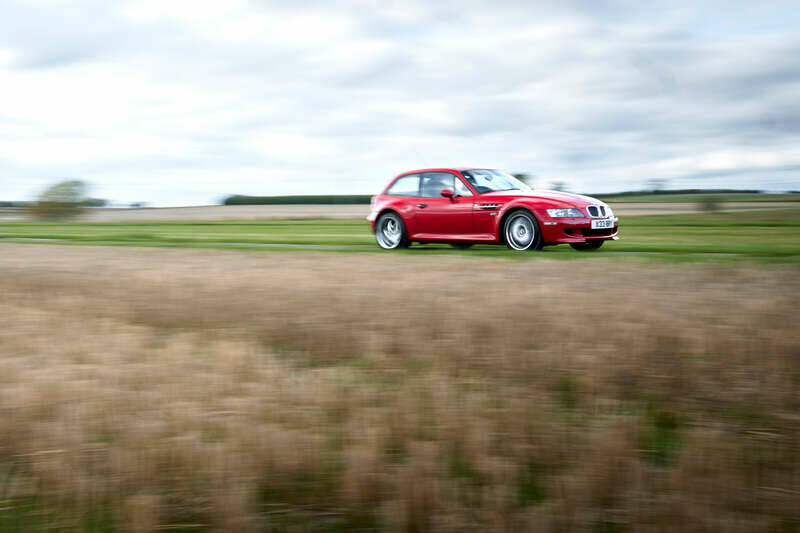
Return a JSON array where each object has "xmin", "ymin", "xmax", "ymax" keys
[
  {"xmin": 1, "ymin": 0, "xmax": 798, "ymax": 204},
  {"xmin": 1, "ymin": 3, "xmax": 115, "ymax": 68},
  {"xmin": 0, "ymin": 2, "xmax": 180, "ymax": 70}
]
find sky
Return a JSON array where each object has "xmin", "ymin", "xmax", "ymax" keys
[{"xmin": 1, "ymin": 0, "xmax": 799, "ymax": 206}]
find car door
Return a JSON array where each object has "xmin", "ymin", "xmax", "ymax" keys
[{"xmin": 414, "ymin": 172, "xmax": 474, "ymax": 237}]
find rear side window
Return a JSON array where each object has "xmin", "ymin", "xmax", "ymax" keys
[{"xmin": 386, "ymin": 174, "xmax": 420, "ymax": 196}]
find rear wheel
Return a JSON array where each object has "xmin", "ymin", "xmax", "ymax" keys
[
  {"xmin": 375, "ymin": 212, "xmax": 409, "ymax": 249},
  {"xmin": 570, "ymin": 240, "xmax": 604, "ymax": 251},
  {"xmin": 503, "ymin": 210, "xmax": 542, "ymax": 251}
]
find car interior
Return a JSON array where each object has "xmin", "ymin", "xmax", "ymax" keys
[{"xmin": 421, "ymin": 174, "xmax": 453, "ymax": 197}]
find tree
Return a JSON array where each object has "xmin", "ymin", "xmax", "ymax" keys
[
  {"xmin": 512, "ymin": 173, "xmax": 534, "ymax": 187},
  {"xmin": 82, "ymin": 198, "xmax": 108, "ymax": 207},
  {"xmin": 646, "ymin": 178, "xmax": 668, "ymax": 193},
  {"xmin": 29, "ymin": 180, "xmax": 90, "ymax": 220},
  {"xmin": 549, "ymin": 180, "xmax": 568, "ymax": 191}
]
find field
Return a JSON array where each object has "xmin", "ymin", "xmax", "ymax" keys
[
  {"xmin": 0, "ymin": 244, "xmax": 798, "ymax": 532},
  {"xmin": 2, "ymin": 209, "xmax": 800, "ymax": 260},
  {"xmin": 1, "ymin": 209, "xmax": 799, "ymax": 532}
]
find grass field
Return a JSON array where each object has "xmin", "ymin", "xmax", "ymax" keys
[
  {"xmin": 0, "ymin": 246, "xmax": 798, "ymax": 532},
  {"xmin": 1, "ymin": 209, "xmax": 800, "ymax": 260}
]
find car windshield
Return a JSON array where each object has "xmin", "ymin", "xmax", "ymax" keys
[{"xmin": 460, "ymin": 169, "xmax": 531, "ymax": 194}]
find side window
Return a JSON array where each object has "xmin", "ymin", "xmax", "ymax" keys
[
  {"xmin": 454, "ymin": 177, "xmax": 473, "ymax": 197},
  {"xmin": 420, "ymin": 172, "xmax": 455, "ymax": 198},
  {"xmin": 386, "ymin": 174, "xmax": 420, "ymax": 197}
]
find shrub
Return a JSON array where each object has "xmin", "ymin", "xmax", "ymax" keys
[
  {"xmin": 698, "ymin": 195, "xmax": 722, "ymax": 213},
  {"xmin": 28, "ymin": 180, "xmax": 89, "ymax": 220}
]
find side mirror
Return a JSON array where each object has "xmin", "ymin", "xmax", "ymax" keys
[{"xmin": 440, "ymin": 189, "xmax": 454, "ymax": 199}]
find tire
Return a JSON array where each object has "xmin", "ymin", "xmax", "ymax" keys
[
  {"xmin": 570, "ymin": 240, "xmax": 604, "ymax": 251},
  {"xmin": 503, "ymin": 210, "xmax": 542, "ymax": 251},
  {"xmin": 375, "ymin": 212, "xmax": 409, "ymax": 249},
  {"xmin": 450, "ymin": 243, "xmax": 474, "ymax": 249}
]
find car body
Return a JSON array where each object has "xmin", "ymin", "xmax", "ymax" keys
[{"xmin": 367, "ymin": 168, "xmax": 619, "ymax": 251}]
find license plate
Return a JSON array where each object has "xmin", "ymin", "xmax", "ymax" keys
[{"xmin": 591, "ymin": 218, "xmax": 614, "ymax": 229}]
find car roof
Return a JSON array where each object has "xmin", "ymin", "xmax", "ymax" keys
[{"xmin": 397, "ymin": 167, "xmax": 489, "ymax": 176}]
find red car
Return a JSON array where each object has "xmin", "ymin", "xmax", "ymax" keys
[{"xmin": 367, "ymin": 168, "xmax": 619, "ymax": 251}]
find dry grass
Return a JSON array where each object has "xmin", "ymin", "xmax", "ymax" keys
[{"xmin": 0, "ymin": 244, "xmax": 799, "ymax": 532}]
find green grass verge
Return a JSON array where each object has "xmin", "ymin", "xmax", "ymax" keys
[{"xmin": 1, "ymin": 209, "xmax": 800, "ymax": 262}]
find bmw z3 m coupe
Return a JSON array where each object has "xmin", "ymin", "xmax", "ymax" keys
[{"xmin": 367, "ymin": 168, "xmax": 618, "ymax": 251}]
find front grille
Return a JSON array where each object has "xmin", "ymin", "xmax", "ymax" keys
[
  {"xmin": 586, "ymin": 205, "xmax": 607, "ymax": 217},
  {"xmin": 582, "ymin": 227, "xmax": 616, "ymax": 237}
]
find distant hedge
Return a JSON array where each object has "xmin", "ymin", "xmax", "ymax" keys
[
  {"xmin": 593, "ymin": 189, "xmax": 761, "ymax": 198},
  {"xmin": 223, "ymin": 195, "xmax": 372, "ymax": 205}
]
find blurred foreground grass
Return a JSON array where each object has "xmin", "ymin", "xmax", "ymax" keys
[
  {"xmin": 0, "ymin": 247, "xmax": 798, "ymax": 532},
  {"xmin": 1, "ymin": 209, "xmax": 800, "ymax": 260}
]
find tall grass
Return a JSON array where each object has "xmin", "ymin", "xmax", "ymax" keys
[{"xmin": 0, "ymin": 245, "xmax": 798, "ymax": 532}]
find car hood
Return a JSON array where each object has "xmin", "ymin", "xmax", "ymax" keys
[{"xmin": 480, "ymin": 189, "xmax": 603, "ymax": 207}]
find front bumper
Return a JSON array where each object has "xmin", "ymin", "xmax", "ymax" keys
[
  {"xmin": 538, "ymin": 216, "xmax": 619, "ymax": 244},
  {"xmin": 366, "ymin": 211, "xmax": 378, "ymax": 232}
]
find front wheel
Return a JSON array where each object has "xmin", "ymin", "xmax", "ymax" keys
[
  {"xmin": 504, "ymin": 210, "xmax": 542, "ymax": 251},
  {"xmin": 375, "ymin": 212, "xmax": 409, "ymax": 249},
  {"xmin": 570, "ymin": 241, "xmax": 604, "ymax": 251}
]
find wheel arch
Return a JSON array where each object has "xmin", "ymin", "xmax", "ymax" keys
[{"xmin": 497, "ymin": 205, "xmax": 538, "ymax": 245}]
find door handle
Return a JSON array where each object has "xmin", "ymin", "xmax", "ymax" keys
[{"xmin": 416, "ymin": 203, "xmax": 428, "ymax": 208}]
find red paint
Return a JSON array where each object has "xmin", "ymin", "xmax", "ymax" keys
[{"xmin": 367, "ymin": 168, "xmax": 619, "ymax": 250}]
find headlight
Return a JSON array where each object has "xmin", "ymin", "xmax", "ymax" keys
[
  {"xmin": 605, "ymin": 206, "xmax": 614, "ymax": 218},
  {"xmin": 546, "ymin": 208, "xmax": 584, "ymax": 218}
]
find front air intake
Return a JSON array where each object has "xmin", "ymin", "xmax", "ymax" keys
[{"xmin": 582, "ymin": 227, "xmax": 616, "ymax": 236}]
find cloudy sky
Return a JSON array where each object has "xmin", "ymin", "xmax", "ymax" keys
[{"xmin": 1, "ymin": 0, "xmax": 799, "ymax": 205}]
